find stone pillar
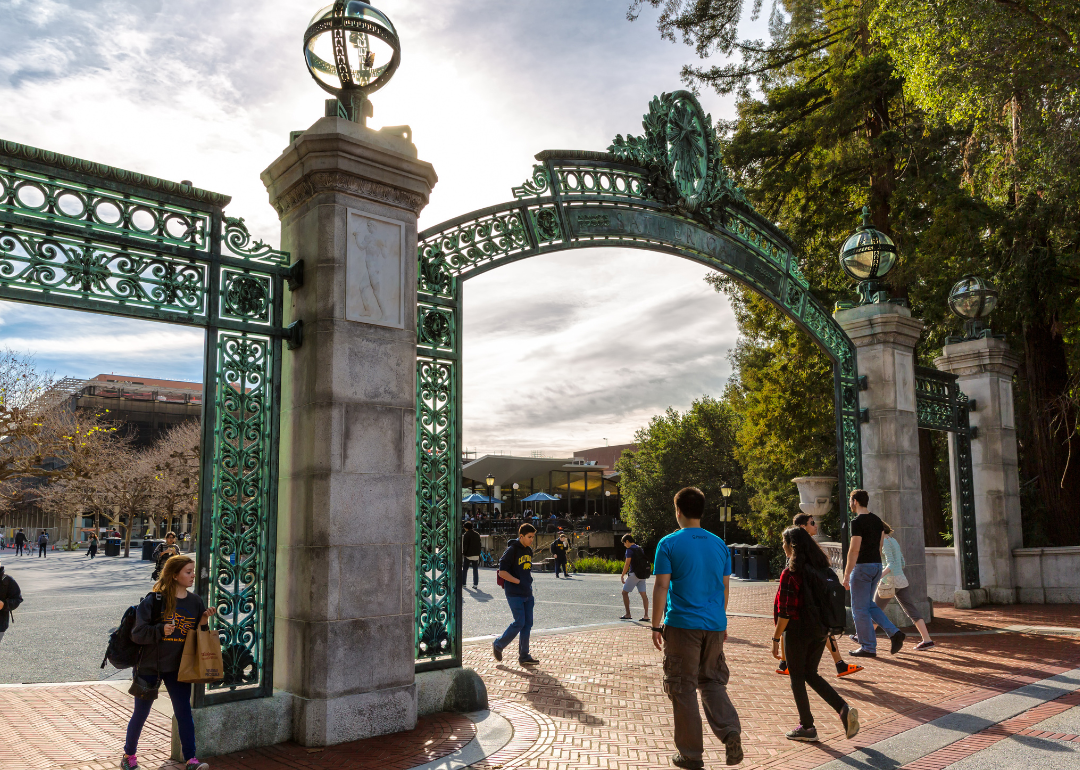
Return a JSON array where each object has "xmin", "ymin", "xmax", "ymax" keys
[
  {"xmin": 834, "ymin": 304, "xmax": 930, "ymax": 621},
  {"xmin": 262, "ymin": 117, "xmax": 437, "ymax": 746},
  {"xmin": 934, "ymin": 337, "xmax": 1023, "ymax": 605}
]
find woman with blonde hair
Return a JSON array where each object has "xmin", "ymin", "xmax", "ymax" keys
[
  {"xmin": 863, "ymin": 522, "xmax": 935, "ymax": 650},
  {"xmin": 122, "ymin": 554, "xmax": 216, "ymax": 770}
]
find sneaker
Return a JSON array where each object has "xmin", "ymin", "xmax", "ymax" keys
[
  {"xmin": 890, "ymin": 630, "xmax": 907, "ymax": 655},
  {"xmin": 849, "ymin": 633, "xmax": 860, "ymax": 644},
  {"xmin": 785, "ymin": 724, "xmax": 819, "ymax": 742},
  {"xmin": 186, "ymin": 761, "xmax": 209, "ymax": 770},
  {"xmin": 836, "ymin": 663, "xmax": 863, "ymax": 678},
  {"xmin": 672, "ymin": 753, "xmax": 705, "ymax": 769},
  {"xmin": 724, "ymin": 731, "xmax": 744, "ymax": 765},
  {"xmin": 775, "ymin": 660, "xmax": 789, "ymax": 675},
  {"xmin": 120, "ymin": 755, "xmax": 138, "ymax": 770},
  {"xmin": 849, "ymin": 648, "xmax": 877, "ymax": 658},
  {"xmin": 492, "ymin": 644, "xmax": 503, "ymax": 662},
  {"xmin": 519, "ymin": 655, "xmax": 540, "ymax": 666},
  {"xmin": 914, "ymin": 639, "xmax": 936, "ymax": 651},
  {"xmin": 840, "ymin": 705, "xmax": 860, "ymax": 739}
]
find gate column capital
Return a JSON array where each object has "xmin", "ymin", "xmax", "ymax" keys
[
  {"xmin": 933, "ymin": 336, "xmax": 1022, "ymax": 379},
  {"xmin": 834, "ymin": 303, "xmax": 924, "ymax": 351}
]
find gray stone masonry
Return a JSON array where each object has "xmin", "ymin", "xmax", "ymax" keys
[
  {"xmin": 260, "ymin": 116, "xmax": 437, "ymax": 747},
  {"xmin": 935, "ymin": 337, "xmax": 1023, "ymax": 605},
  {"xmin": 834, "ymin": 303, "xmax": 931, "ymax": 622}
]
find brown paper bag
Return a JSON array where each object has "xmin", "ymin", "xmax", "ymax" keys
[{"xmin": 178, "ymin": 624, "xmax": 224, "ymax": 683}]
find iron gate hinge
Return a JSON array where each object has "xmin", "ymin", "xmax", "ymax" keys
[
  {"xmin": 859, "ymin": 408, "xmax": 870, "ymax": 424},
  {"xmin": 285, "ymin": 319, "xmax": 303, "ymax": 350},
  {"xmin": 287, "ymin": 260, "xmax": 304, "ymax": 291},
  {"xmin": 857, "ymin": 375, "xmax": 868, "ymax": 391}
]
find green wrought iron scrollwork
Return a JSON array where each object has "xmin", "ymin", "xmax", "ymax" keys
[
  {"xmin": 915, "ymin": 365, "xmax": 980, "ymax": 589},
  {"xmin": 207, "ymin": 332, "xmax": 277, "ymax": 691},
  {"xmin": 0, "ymin": 139, "xmax": 291, "ymax": 706},
  {"xmin": 415, "ymin": 90, "xmax": 864, "ymax": 671}
]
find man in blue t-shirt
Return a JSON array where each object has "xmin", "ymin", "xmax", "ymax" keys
[{"xmin": 651, "ymin": 487, "xmax": 742, "ymax": 769}]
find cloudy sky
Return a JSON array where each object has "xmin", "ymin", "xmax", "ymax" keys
[{"xmin": 0, "ymin": 0, "xmax": 767, "ymax": 455}]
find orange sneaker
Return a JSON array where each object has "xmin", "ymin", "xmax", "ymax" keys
[
  {"xmin": 837, "ymin": 663, "xmax": 863, "ymax": 678},
  {"xmin": 776, "ymin": 661, "xmax": 789, "ymax": 675}
]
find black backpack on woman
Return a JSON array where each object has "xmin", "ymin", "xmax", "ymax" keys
[{"xmin": 102, "ymin": 592, "xmax": 162, "ymax": 670}]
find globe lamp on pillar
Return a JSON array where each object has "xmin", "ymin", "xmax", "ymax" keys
[
  {"xmin": 837, "ymin": 206, "xmax": 899, "ymax": 307},
  {"xmin": 946, "ymin": 274, "xmax": 1001, "ymax": 343},
  {"xmin": 303, "ymin": 1, "xmax": 401, "ymax": 124}
]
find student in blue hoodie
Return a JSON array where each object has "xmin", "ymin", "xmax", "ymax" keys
[{"xmin": 493, "ymin": 523, "xmax": 539, "ymax": 667}]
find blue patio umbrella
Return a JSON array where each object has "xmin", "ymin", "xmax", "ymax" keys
[
  {"xmin": 462, "ymin": 493, "xmax": 490, "ymax": 503},
  {"xmin": 521, "ymin": 491, "xmax": 560, "ymax": 518}
]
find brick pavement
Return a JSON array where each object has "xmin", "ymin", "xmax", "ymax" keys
[{"xmin": 1, "ymin": 585, "xmax": 1077, "ymax": 770}]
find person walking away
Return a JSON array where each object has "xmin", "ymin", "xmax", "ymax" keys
[
  {"xmin": 87, "ymin": 533, "xmax": 99, "ymax": 559},
  {"xmin": 620, "ymin": 534, "xmax": 650, "ymax": 621},
  {"xmin": 14, "ymin": 529, "xmax": 25, "ymax": 556},
  {"xmin": 462, "ymin": 521, "xmax": 482, "ymax": 589},
  {"xmin": 868, "ymin": 522, "xmax": 934, "ymax": 650},
  {"xmin": 123, "ymin": 555, "xmax": 217, "ymax": 770},
  {"xmin": 842, "ymin": 490, "xmax": 905, "ymax": 657},
  {"xmin": 651, "ymin": 487, "xmax": 742, "ymax": 768},
  {"xmin": 775, "ymin": 514, "xmax": 862, "ymax": 679},
  {"xmin": 772, "ymin": 526, "xmax": 860, "ymax": 742},
  {"xmin": 0, "ymin": 559, "xmax": 24, "ymax": 647},
  {"xmin": 37, "ymin": 530, "xmax": 49, "ymax": 558},
  {"xmin": 493, "ymin": 523, "xmax": 539, "ymax": 667},
  {"xmin": 550, "ymin": 532, "xmax": 570, "ymax": 578}
]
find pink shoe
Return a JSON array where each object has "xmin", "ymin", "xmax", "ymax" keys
[
  {"xmin": 120, "ymin": 755, "xmax": 138, "ymax": 770},
  {"xmin": 186, "ymin": 760, "xmax": 209, "ymax": 770}
]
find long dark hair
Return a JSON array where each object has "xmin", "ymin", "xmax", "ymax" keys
[{"xmin": 782, "ymin": 526, "xmax": 830, "ymax": 574}]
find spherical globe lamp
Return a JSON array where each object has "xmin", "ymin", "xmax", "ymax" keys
[
  {"xmin": 303, "ymin": 1, "xmax": 400, "ymax": 117},
  {"xmin": 948, "ymin": 274, "xmax": 998, "ymax": 320},
  {"xmin": 839, "ymin": 206, "xmax": 898, "ymax": 282}
]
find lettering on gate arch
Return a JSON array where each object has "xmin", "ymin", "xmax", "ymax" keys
[{"xmin": 568, "ymin": 207, "xmax": 783, "ymax": 297}]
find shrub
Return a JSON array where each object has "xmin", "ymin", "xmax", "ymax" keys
[{"xmin": 571, "ymin": 556, "xmax": 624, "ymax": 574}]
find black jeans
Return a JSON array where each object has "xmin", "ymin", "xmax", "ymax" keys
[
  {"xmin": 461, "ymin": 558, "xmax": 479, "ymax": 587},
  {"xmin": 555, "ymin": 557, "xmax": 568, "ymax": 577},
  {"xmin": 784, "ymin": 629, "xmax": 846, "ymax": 729},
  {"xmin": 38, "ymin": 544, "xmax": 47, "ymax": 557}
]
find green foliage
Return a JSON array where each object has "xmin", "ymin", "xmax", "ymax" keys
[
  {"xmin": 615, "ymin": 396, "xmax": 749, "ymax": 551},
  {"xmin": 571, "ymin": 556, "xmax": 625, "ymax": 574}
]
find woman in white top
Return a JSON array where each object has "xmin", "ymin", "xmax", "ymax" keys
[{"xmin": 875, "ymin": 522, "xmax": 934, "ymax": 650}]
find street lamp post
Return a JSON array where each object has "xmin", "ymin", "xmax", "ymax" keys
[
  {"xmin": 512, "ymin": 482, "xmax": 520, "ymax": 517},
  {"xmin": 486, "ymin": 473, "xmax": 495, "ymax": 519},
  {"xmin": 720, "ymin": 483, "xmax": 733, "ymax": 541}
]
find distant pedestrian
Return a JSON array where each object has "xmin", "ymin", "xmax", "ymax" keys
[
  {"xmin": 772, "ymin": 526, "xmax": 860, "ymax": 743},
  {"xmin": 86, "ymin": 533, "xmax": 99, "ymax": 560},
  {"xmin": 775, "ymin": 514, "xmax": 862, "ymax": 679},
  {"xmin": 0, "ymin": 558, "xmax": 24, "ymax": 647},
  {"xmin": 842, "ymin": 490, "xmax": 905, "ymax": 657},
  {"xmin": 152, "ymin": 533, "xmax": 180, "ymax": 581},
  {"xmin": 0, "ymin": 533, "xmax": 6, "ymax": 550},
  {"xmin": 550, "ymin": 532, "xmax": 570, "ymax": 578},
  {"xmin": 462, "ymin": 521, "xmax": 482, "ymax": 589},
  {"xmin": 14, "ymin": 528, "xmax": 25, "ymax": 556},
  {"xmin": 619, "ymin": 534, "xmax": 650, "ymax": 621},
  {"xmin": 864, "ymin": 522, "xmax": 934, "ymax": 651},
  {"xmin": 493, "ymin": 523, "xmax": 539, "ymax": 667},
  {"xmin": 651, "ymin": 487, "xmax": 743, "ymax": 768},
  {"xmin": 123, "ymin": 555, "xmax": 217, "ymax": 770},
  {"xmin": 37, "ymin": 530, "xmax": 49, "ymax": 558}
]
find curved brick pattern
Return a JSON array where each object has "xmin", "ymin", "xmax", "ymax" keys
[
  {"xmin": 464, "ymin": 605, "xmax": 1080, "ymax": 769},
  {"xmin": 205, "ymin": 713, "xmax": 476, "ymax": 769}
]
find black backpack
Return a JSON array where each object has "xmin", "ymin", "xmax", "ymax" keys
[
  {"xmin": 630, "ymin": 545, "xmax": 652, "ymax": 579},
  {"xmin": 799, "ymin": 565, "xmax": 846, "ymax": 636},
  {"xmin": 102, "ymin": 592, "xmax": 161, "ymax": 671}
]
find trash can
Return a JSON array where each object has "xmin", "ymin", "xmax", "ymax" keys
[
  {"xmin": 745, "ymin": 545, "xmax": 770, "ymax": 580},
  {"xmin": 105, "ymin": 538, "xmax": 122, "ymax": 557},
  {"xmin": 730, "ymin": 544, "xmax": 744, "ymax": 579},
  {"xmin": 142, "ymin": 540, "xmax": 162, "ymax": 561}
]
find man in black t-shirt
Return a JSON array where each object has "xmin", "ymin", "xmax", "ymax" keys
[{"xmin": 841, "ymin": 490, "xmax": 904, "ymax": 657}]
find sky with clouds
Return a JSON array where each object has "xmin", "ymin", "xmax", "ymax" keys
[{"xmin": 0, "ymin": 0, "xmax": 769, "ymax": 455}]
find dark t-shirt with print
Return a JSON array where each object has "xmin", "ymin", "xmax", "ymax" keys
[
  {"xmin": 155, "ymin": 592, "xmax": 206, "ymax": 673},
  {"xmin": 851, "ymin": 512, "xmax": 885, "ymax": 564}
]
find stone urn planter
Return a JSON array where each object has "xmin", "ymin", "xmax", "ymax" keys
[{"xmin": 791, "ymin": 476, "xmax": 837, "ymax": 542}]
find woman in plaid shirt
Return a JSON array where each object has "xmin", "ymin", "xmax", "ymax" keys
[{"xmin": 771, "ymin": 526, "xmax": 860, "ymax": 743}]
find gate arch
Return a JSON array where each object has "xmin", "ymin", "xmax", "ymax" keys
[{"xmin": 414, "ymin": 91, "xmax": 864, "ymax": 669}]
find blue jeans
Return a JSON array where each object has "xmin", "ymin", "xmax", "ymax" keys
[
  {"xmin": 850, "ymin": 563, "xmax": 899, "ymax": 653},
  {"xmin": 125, "ymin": 671, "xmax": 196, "ymax": 760},
  {"xmin": 495, "ymin": 595, "xmax": 534, "ymax": 660}
]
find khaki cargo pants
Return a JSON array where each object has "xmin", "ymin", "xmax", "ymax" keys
[{"xmin": 662, "ymin": 625, "xmax": 742, "ymax": 760}]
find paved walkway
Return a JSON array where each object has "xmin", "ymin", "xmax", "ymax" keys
[{"xmin": 1, "ymin": 589, "xmax": 1076, "ymax": 770}]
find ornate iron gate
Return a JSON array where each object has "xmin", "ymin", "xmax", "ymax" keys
[
  {"xmin": 914, "ymin": 365, "xmax": 980, "ymax": 590},
  {"xmin": 0, "ymin": 140, "xmax": 299, "ymax": 705},
  {"xmin": 414, "ymin": 92, "xmax": 866, "ymax": 671}
]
